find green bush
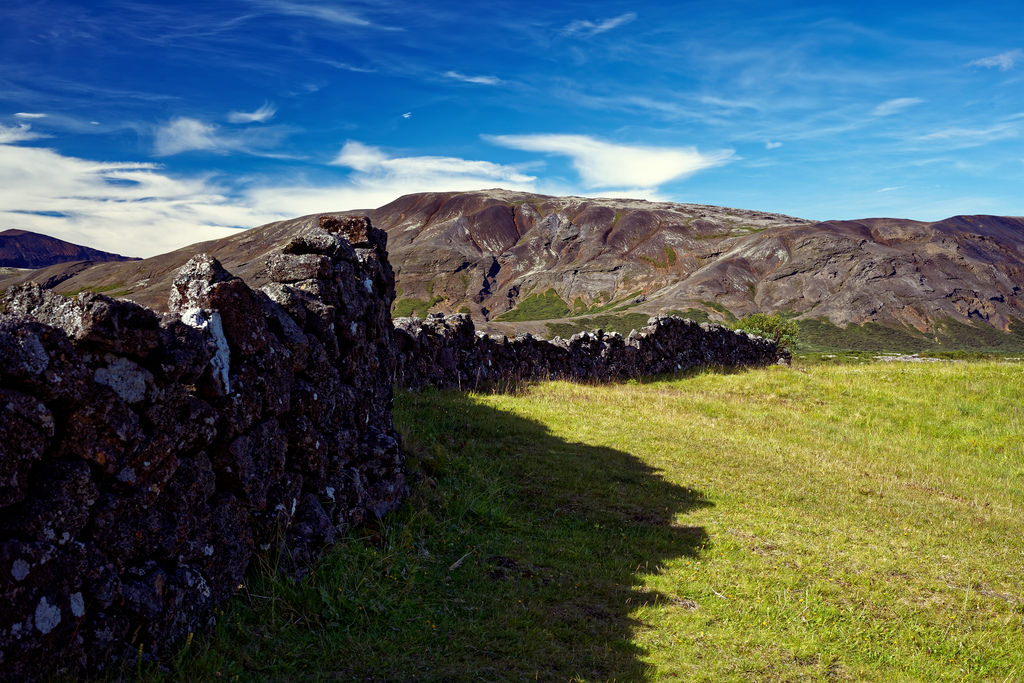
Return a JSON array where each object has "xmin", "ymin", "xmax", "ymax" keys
[{"xmin": 733, "ymin": 312, "xmax": 799, "ymax": 352}]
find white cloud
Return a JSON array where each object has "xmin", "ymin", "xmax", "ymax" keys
[
  {"xmin": 0, "ymin": 123, "xmax": 48, "ymax": 144},
  {"xmin": 402, "ymin": 112, "xmax": 412, "ymax": 119},
  {"xmin": 443, "ymin": 71, "xmax": 502, "ymax": 86},
  {"xmin": 485, "ymin": 134, "xmax": 733, "ymax": 188},
  {"xmin": 563, "ymin": 12, "xmax": 637, "ymax": 37},
  {"xmin": 239, "ymin": 141, "xmax": 540, "ymax": 217},
  {"xmin": 591, "ymin": 187, "xmax": 669, "ymax": 202},
  {"xmin": 154, "ymin": 117, "xmax": 221, "ymax": 155},
  {"xmin": 872, "ymin": 97, "xmax": 924, "ymax": 116},
  {"xmin": 153, "ymin": 116, "xmax": 293, "ymax": 157},
  {"xmin": 968, "ymin": 49, "xmax": 1023, "ymax": 71},
  {"xmin": 330, "ymin": 141, "xmax": 535, "ymax": 185},
  {"xmin": 14, "ymin": 112, "xmax": 47, "ymax": 119},
  {"xmin": 227, "ymin": 102, "xmax": 277, "ymax": 124},
  {"xmin": 331, "ymin": 141, "xmax": 389, "ymax": 171},
  {"xmin": 0, "ymin": 141, "xmax": 280, "ymax": 258},
  {"xmin": 765, "ymin": 141, "xmax": 783, "ymax": 150}
]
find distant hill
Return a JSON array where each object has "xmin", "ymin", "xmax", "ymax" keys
[
  {"xmin": 1, "ymin": 190, "xmax": 1022, "ymax": 351},
  {"xmin": 0, "ymin": 229, "xmax": 139, "ymax": 269}
]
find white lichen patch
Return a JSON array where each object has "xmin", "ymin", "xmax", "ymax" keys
[
  {"xmin": 93, "ymin": 355, "xmax": 152, "ymax": 403},
  {"xmin": 17, "ymin": 334, "xmax": 50, "ymax": 374},
  {"xmin": 34, "ymin": 597, "xmax": 61, "ymax": 635},
  {"xmin": 10, "ymin": 559, "xmax": 29, "ymax": 581},
  {"xmin": 180, "ymin": 308, "xmax": 231, "ymax": 394},
  {"xmin": 69, "ymin": 592, "xmax": 85, "ymax": 618}
]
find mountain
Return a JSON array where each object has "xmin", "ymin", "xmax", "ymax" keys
[
  {"xmin": 348, "ymin": 191, "xmax": 1024, "ymax": 335},
  {"xmin": 0, "ymin": 229, "xmax": 139, "ymax": 269},
  {"xmin": 2, "ymin": 190, "xmax": 1022, "ymax": 348}
]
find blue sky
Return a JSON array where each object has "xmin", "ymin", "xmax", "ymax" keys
[{"xmin": 2, "ymin": 0, "xmax": 1024, "ymax": 256}]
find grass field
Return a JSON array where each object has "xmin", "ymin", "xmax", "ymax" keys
[{"xmin": 160, "ymin": 361, "xmax": 1024, "ymax": 681}]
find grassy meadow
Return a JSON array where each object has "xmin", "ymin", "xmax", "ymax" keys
[{"xmin": 160, "ymin": 360, "xmax": 1024, "ymax": 681}]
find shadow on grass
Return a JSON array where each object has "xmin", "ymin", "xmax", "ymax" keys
[{"xmin": 172, "ymin": 388, "xmax": 710, "ymax": 681}]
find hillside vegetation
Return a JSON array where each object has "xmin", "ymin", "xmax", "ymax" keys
[{"xmin": 152, "ymin": 361, "xmax": 1023, "ymax": 681}]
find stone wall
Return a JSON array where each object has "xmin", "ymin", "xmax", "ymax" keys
[
  {"xmin": 0, "ymin": 216, "xmax": 405, "ymax": 679},
  {"xmin": 393, "ymin": 312, "xmax": 785, "ymax": 390},
  {"xmin": 0, "ymin": 212, "xmax": 785, "ymax": 680}
]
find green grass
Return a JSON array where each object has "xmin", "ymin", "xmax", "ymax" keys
[
  {"xmin": 585, "ymin": 290, "xmax": 644, "ymax": 316},
  {"xmin": 152, "ymin": 361, "xmax": 1024, "ymax": 681},
  {"xmin": 494, "ymin": 288, "xmax": 571, "ymax": 321},
  {"xmin": 640, "ymin": 247, "xmax": 678, "ymax": 270},
  {"xmin": 666, "ymin": 308, "xmax": 714, "ymax": 324},
  {"xmin": 63, "ymin": 282, "xmax": 129, "ymax": 298},
  {"xmin": 392, "ymin": 294, "xmax": 444, "ymax": 318},
  {"xmin": 699, "ymin": 300, "xmax": 737, "ymax": 323},
  {"xmin": 546, "ymin": 312, "xmax": 651, "ymax": 338},
  {"xmin": 498, "ymin": 289, "xmax": 649, "ymax": 323},
  {"xmin": 797, "ymin": 317, "xmax": 1024, "ymax": 355}
]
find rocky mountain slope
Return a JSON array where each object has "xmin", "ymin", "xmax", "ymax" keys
[
  {"xmin": 348, "ymin": 191, "xmax": 1024, "ymax": 334},
  {"xmin": 2, "ymin": 190, "xmax": 1022, "ymax": 340},
  {"xmin": 0, "ymin": 229, "xmax": 138, "ymax": 269}
]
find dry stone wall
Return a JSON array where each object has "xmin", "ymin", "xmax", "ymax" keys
[
  {"xmin": 0, "ymin": 212, "xmax": 784, "ymax": 680},
  {"xmin": 0, "ymin": 216, "xmax": 405, "ymax": 680},
  {"xmin": 393, "ymin": 312, "xmax": 785, "ymax": 390}
]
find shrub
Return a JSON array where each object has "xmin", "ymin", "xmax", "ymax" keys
[{"xmin": 734, "ymin": 312, "xmax": 799, "ymax": 352}]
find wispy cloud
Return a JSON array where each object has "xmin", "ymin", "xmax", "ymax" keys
[
  {"xmin": 765, "ymin": 141, "xmax": 783, "ymax": 150},
  {"xmin": 443, "ymin": 71, "xmax": 502, "ymax": 86},
  {"xmin": 0, "ymin": 122, "xmax": 48, "ymax": 144},
  {"xmin": 698, "ymin": 95, "xmax": 760, "ymax": 111},
  {"xmin": 562, "ymin": 12, "xmax": 637, "ymax": 37},
  {"xmin": 14, "ymin": 112, "xmax": 47, "ymax": 119},
  {"xmin": 153, "ymin": 116, "xmax": 293, "ymax": 156},
  {"xmin": 0, "ymin": 140, "xmax": 277, "ymax": 257},
  {"xmin": 227, "ymin": 102, "xmax": 277, "ymax": 124},
  {"xmin": 485, "ymin": 134, "xmax": 733, "ymax": 189},
  {"xmin": 915, "ymin": 122, "xmax": 1018, "ymax": 148},
  {"xmin": 319, "ymin": 58, "xmax": 376, "ymax": 73},
  {"xmin": 249, "ymin": 0, "xmax": 374, "ymax": 28},
  {"xmin": 872, "ymin": 97, "xmax": 924, "ymax": 116},
  {"xmin": 968, "ymin": 49, "xmax": 1023, "ymax": 71}
]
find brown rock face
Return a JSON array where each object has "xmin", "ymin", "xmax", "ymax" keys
[{"xmin": 348, "ymin": 191, "xmax": 1024, "ymax": 333}]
